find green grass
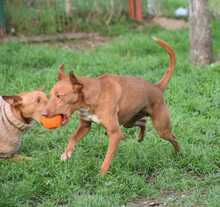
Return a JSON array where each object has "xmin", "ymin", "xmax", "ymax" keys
[{"xmin": 0, "ymin": 23, "xmax": 220, "ymax": 207}]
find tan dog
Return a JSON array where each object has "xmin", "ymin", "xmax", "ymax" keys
[
  {"xmin": 0, "ymin": 91, "xmax": 48, "ymax": 159},
  {"xmin": 44, "ymin": 37, "xmax": 180, "ymax": 175}
]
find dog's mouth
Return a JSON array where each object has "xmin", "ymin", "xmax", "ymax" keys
[{"xmin": 60, "ymin": 114, "xmax": 69, "ymax": 125}]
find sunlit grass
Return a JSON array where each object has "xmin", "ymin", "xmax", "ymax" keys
[{"xmin": 0, "ymin": 22, "xmax": 219, "ymax": 207}]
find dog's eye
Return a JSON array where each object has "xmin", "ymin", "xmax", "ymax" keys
[
  {"xmin": 36, "ymin": 97, "xmax": 41, "ymax": 103},
  {"xmin": 56, "ymin": 93, "xmax": 60, "ymax": 98}
]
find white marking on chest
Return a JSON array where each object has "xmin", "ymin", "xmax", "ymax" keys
[{"xmin": 79, "ymin": 108, "xmax": 101, "ymax": 124}]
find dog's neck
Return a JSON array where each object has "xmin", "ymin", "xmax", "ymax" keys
[
  {"xmin": 79, "ymin": 77, "xmax": 101, "ymax": 111},
  {"xmin": 76, "ymin": 78, "xmax": 101, "ymax": 123},
  {"xmin": 11, "ymin": 106, "xmax": 32, "ymax": 125},
  {"xmin": 2, "ymin": 100, "xmax": 32, "ymax": 131}
]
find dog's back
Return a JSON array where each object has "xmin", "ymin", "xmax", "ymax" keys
[{"xmin": 97, "ymin": 74, "xmax": 163, "ymax": 124}]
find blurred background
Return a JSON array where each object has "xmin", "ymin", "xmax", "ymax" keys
[{"xmin": 0, "ymin": 0, "xmax": 218, "ymax": 36}]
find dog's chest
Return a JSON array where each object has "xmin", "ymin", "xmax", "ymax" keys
[{"xmin": 79, "ymin": 108, "xmax": 100, "ymax": 124}]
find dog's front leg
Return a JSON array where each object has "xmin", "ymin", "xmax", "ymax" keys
[
  {"xmin": 61, "ymin": 119, "xmax": 91, "ymax": 161},
  {"xmin": 99, "ymin": 116, "xmax": 123, "ymax": 176}
]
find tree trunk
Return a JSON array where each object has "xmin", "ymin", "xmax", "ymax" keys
[
  {"xmin": 189, "ymin": 0, "xmax": 213, "ymax": 65},
  {"xmin": 147, "ymin": 0, "xmax": 164, "ymax": 16},
  {"xmin": 65, "ymin": 0, "xmax": 73, "ymax": 17},
  {"xmin": 0, "ymin": 0, "xmax": 6, "ymax": 38}
]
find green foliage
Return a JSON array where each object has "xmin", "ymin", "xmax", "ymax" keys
[
  {"xmin": 209, "ymin": 0, "xmax": 220, "ymax": 17},
  {"xmin": 4, "ymin": 0, "xmax": 129, "ymax": 35},
  {"xmin": 0, "ymin": 23, "xmax": 220, "ymax": 207},
  {"xmin": 4, "ymin": 0, "xmax": 220, "ymax": 36}
]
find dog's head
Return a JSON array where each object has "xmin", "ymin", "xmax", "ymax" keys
[
  {"xmin": 3, "ymin": 90, "xmax": 48, "ymax": 123},
  {"xmin": 43, "ymin": 65, "xmax": 84, "ymax": 125}
]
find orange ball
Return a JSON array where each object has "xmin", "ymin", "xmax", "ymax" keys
[{"xmin": 41, "ymin": 115, "xmax": 62, "ymax": 129}]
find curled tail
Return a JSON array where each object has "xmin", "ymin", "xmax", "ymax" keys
[{"xmin": 153, "ymin": 37, "xmax": 176, "ymax": 92}]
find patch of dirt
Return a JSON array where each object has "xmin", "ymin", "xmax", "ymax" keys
[
  {"xmin": 126, "ymin": 191, "xmax": 192, "ymax": 207},
  {"xmin": 127, "ymin": 199, "xmax": 165, "ymax": 207},
  {"xmin": 0, "ymin": 32, "xmax": 111, "ymax": 51},
  {"xmin": 152, "ymin": 17, "xmax": 187, "ymax": 30},
  {"xmin": 1, "ymin": 17, "xmax": 186, "ymax": 50},
  {"xmin": 52, "ymin": 34, "xmax": 111, "ymax": 51}
]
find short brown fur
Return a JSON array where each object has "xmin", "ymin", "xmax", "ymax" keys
[
  {"xmin": 0, "ymin": 91, "xmax": 48, "ymax": 159},
  {"xmin": 44, "ymin": 38, "xmax": 180, "ymax": 175}
]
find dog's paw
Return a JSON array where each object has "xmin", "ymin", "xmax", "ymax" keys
[{"xmin": 60, "ymin": 150, "xmax": 72, "ymax": 161}]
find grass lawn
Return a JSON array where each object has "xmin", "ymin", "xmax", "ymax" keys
[{"xmin": 0, "ymin": 22, "xmax": 220, "ymax": 207}]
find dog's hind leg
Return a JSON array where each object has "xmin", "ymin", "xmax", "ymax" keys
[
  {"xmin": 133, "ymin": 117, "xmax": 147, "ymax": 142},
  {"xmin": 124, "ymin": 116, "xmax": 147, "ymax": 142},
  {"xmin": 138, "ymin": 125, "xmax": 146, "ymax": 142},
  {"xmin": 151, "ymin": 104, "xmax": 180, "ymax": 153}
]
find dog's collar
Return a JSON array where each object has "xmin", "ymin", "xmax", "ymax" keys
[{"xmin": 1, "ymin": 98, "xmax": 32, "ymax": 131}]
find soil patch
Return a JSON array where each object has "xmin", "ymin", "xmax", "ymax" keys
[
  {"xmin": 127, "ymin": 191, "xmax": 193, "ymax": 207},
  {"xmin": 152, "ymin": 17, "xmax": 187, "ymax": 30},
  {"xmin": 127, "ymin": 199, "xmax": 165, "ymax": 207},
  {"xmin": 0, "ymin": 32, "xmax": 111, "ymax": 50},
  {"xmin": 47, "ymin": 34, "xmax": 111, "ymax": 51}
]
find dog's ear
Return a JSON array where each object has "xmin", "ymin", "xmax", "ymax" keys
[
  {"xmin": 2, "ymin": 96, "xmax": 23, "ymax": 106},
  {"xmin": 69, "ymin": 71, "xmax": 79, "ymax": 84},
  {"xmin": 58, "ymin": 64, "xmax": 66, "ymax": 80},
  {"xmin": 69, "ymin": 72, "xmax": 83, "ymax": 91}
]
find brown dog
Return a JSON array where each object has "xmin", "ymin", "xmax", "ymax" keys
[
  {"xmin": 0, "ymin": 91, "xmax": 48, "ymax": 159},
  {"xmin": 44, "ymin": 37, "xmax": 180, "ymax": 175}
]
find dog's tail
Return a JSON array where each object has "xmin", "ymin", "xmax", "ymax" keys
[{"xmin": 153, "ymin": 37, "xmax": 176, "ymax": 92}]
